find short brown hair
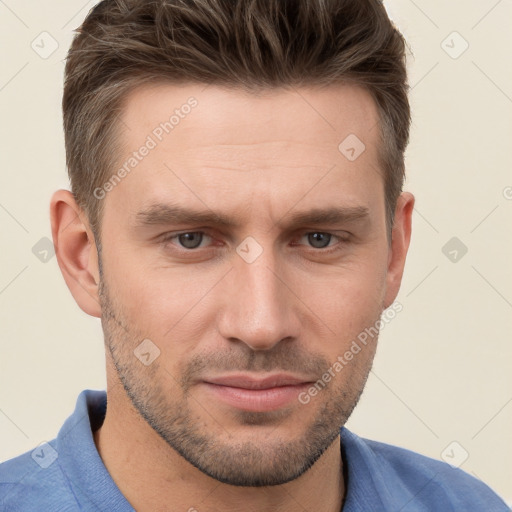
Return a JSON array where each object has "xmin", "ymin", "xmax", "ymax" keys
[{"xmin": 63, "ymin": 0, "xmax": 410, "ymax": 239}]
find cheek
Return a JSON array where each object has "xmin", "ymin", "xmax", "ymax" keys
[
  {"xmin": 108, "ymin": 260, "xmax": 220, "ymax": 353},
  {"xmin": 295, "ymin": 260, "xmax": 387, "ymax": 339}
]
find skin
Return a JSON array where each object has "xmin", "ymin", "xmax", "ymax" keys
[{"xmin": 50, "ymin": 83, "xmax": 414, "ymax": 512}]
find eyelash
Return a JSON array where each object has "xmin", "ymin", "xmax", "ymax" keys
[
  {"xmin": 160, "ymin": 231, "xmax": 215, "ymax": 251},
  {"xmin": 159, "ymin": 230, "xmax": 350, "ymax": 254}
]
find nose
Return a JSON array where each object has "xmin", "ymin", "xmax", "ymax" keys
[{"xmin": 216, "ymin": 249, "xmax": 300, "ymax": 351}]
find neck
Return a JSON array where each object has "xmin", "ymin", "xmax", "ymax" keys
[{"xmin": 94, "ymin": 377, "xmax": 345, "ymax": 512}]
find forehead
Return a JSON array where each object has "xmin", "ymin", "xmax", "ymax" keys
[
  {"xmin": 105, "ymin": 82, "xmax": 383, "ymax": 224},
  {"xmin": 120, "ymin": 82, "xmax": 379, "ymax": 149}
]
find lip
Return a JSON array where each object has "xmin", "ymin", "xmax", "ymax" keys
[
  {"xmin": 201, "ymin": 373, "xmax": 314, "ymax": 412},
  {"xmin": 203, "ymin": 373, "xmax": 312, "ymax": 390}
]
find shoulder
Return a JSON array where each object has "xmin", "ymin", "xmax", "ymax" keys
[
  {"xmin": 0, "ymin": 440, "xmax": 79, "ymax": 511},
  {"xmin": 341, "ymin": 428, "xmax": 508, "ymax": 511}
]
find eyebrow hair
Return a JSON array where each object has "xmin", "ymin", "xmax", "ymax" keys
[
  {"xmin": 134, "ymin": 203, "xmax": 370, "ymax": 230},
  {"xmin": 135, "ymin": 203, "xmax": 236, "ymax": 228},
  {"xmin": 278, "ymin": 206, "xmax": 370, "ymax": 228}
]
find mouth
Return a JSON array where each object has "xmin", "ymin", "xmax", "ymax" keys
[{"xmin": 200, "ymin": 373, "xmax": 314, "ymax": 412}]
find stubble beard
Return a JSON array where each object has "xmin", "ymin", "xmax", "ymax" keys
[{"xmin": 97, "ymin": 268, "xmax": 376, "ymax": 487}]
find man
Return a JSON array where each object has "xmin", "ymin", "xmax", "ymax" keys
[{"xmin": 0, "ymin": 0, "xmax": 508, "ymax": 510}]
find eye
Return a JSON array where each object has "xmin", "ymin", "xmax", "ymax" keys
[
  {"xmin": 162, "ymin": 231, "xmax": 212, "ymax": 250},
  {"xmin": 305, "ymin": 232, "xmax": 334, "ymax": 249},
  {"xmin": 178, "ymin": 232, "xmax": 204, "ymax": 249}
]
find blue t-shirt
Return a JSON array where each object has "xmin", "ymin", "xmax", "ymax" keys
[{"xmin": 0, "ymin": 389, "xmax": 508, "ymax": 511}]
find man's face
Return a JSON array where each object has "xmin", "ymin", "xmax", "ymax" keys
[{"xmin": 97, "ymin": 83, "xmax": 398, "ymax": 486}]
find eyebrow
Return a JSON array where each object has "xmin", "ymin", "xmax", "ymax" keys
[
  {"xmin": 134, "ymin": 203, "xmax": 370, "ymax": 230},
  {"xmin": 135, "ymin": 203, "xmax": 236, "ymax": 228},
  {"xmin": 279, "ymin": 206, "xmax": 370, "ymax": 228}
]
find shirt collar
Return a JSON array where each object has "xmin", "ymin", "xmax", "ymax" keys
[{"xmin": 56, "ymin": 389, "xmax": 134, "ymax": 511}]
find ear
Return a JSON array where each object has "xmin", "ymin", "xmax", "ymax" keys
[
  {"xmin": 50, "ymin": 189, "xmax": 101, "ymax": 317},
  {"xmin": 383, "ymin": 191, "xmax": 415, "ymax": 308}
]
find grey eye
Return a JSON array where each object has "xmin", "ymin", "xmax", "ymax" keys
[
  {"xmin": 307, "ymin": 233, "xmax": 332, "ymax": 248},
  {"xmin": 178, "ymin": 232, "xmax": 204, "ymax": 249}
]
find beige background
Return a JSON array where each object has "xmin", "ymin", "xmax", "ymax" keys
[{"xmin": 1, "ymin": 0, "xmax": 511, "ymax": 504}]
